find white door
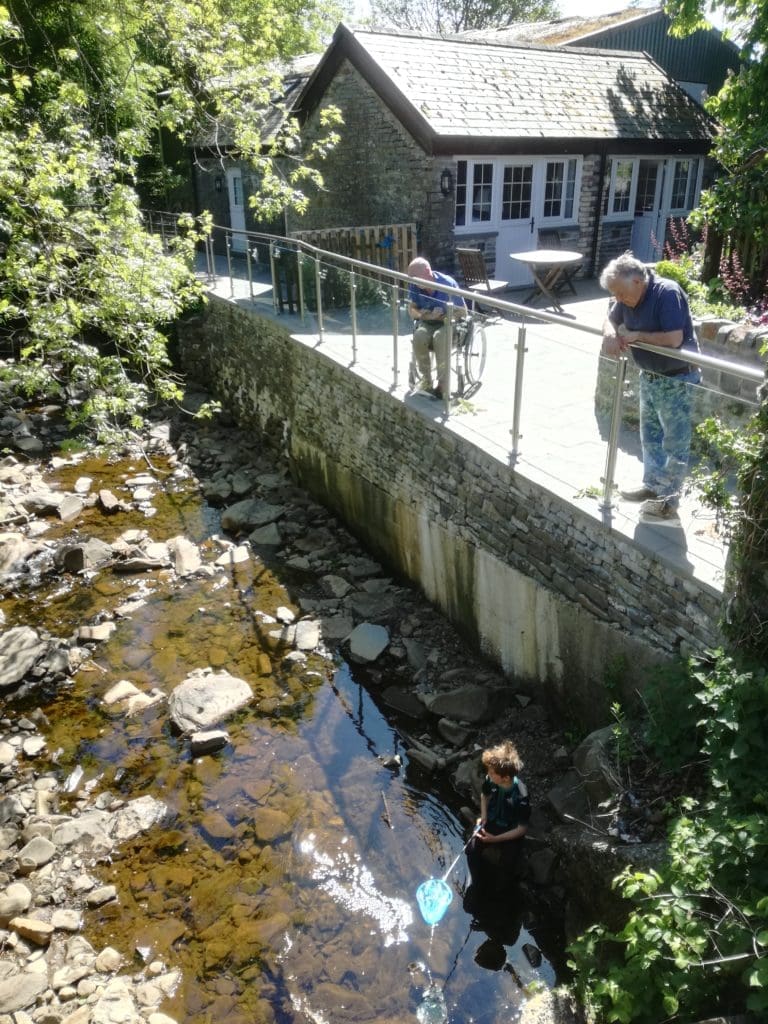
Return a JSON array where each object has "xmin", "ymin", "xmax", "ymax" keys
[
  {"xmin": 495, "ymin": 162, "xmax": 537, "ymax": 287},
  {"xmin": 226, "ymin": 168, "xmax": 247, "ymax": 253},
  {"xmin": 630, "ymin": 160, "xmax": 664, "ymax": 262}
]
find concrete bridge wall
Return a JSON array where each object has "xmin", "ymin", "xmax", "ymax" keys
[{"xmin": 178, "ymin": 296, "xmax": 723, "ymax": 726}]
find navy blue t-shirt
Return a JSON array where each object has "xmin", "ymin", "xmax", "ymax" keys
[
  {"xmin": 409, "ymin": 270, "xmax": 466, "ymax": 316},
  {"xmin": 608, "ymin": 272, "xmax": 699, "ymax": 374}
]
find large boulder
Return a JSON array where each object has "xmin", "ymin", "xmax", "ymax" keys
[
  {"xmin": 168, "ymin": 668, "xmax": 253, "ymax": 732},
  {"xmin": 0, "ymin": 627, "xmax": 48, "ymax": 689},
  {"xmin": 221, "ymin": 499, "xmax": 284, "ymax": 534},
  {"xmin": 0, "ymin": 532, "xmax": 41, "ymax": 574},
  {"xmin": 348, "ymin": 623, "xmax": 389, "ymax": 662},
  {"xmin": 421, "ymin": 685, "xmax": 501, "ymax": 724}
]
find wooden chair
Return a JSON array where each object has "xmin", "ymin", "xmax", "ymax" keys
[
  {"xmin": 456, "ymin": 247, "xmax": 508, "ymax": 309},
  {"xmin": 536, "ymin": 230, "xmax": 580, "ymax": 296}
]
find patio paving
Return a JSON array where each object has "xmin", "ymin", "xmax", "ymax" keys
[{"xmin": 201, "ymin": 259, "xmax": 736, "ymax": 595}]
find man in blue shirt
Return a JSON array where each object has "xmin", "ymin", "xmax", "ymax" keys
[
  {"xmin": 601, "ymin": 253, "xmax": 701, "ymax": 520},
  {"xmin": 407, "ymin": 257, "xmax": 466, "ymax": 400}
]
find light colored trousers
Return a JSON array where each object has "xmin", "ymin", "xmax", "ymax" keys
[{"xmin": 412, "ymin": 321, "xmax": 451, "ymax": 392}]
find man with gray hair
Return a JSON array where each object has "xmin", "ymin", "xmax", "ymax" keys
[
  {"xmin": 407, "ymin": 257, "xmax": 466, "ymax": 400},
  {"xmin": 600, "ymin": 252, "xmax": 701, "ymax": 520}
]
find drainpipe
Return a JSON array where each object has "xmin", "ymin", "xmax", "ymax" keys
[{"xmin": 590, "ymin": 148, "xmax": 608, "ymax": 277}]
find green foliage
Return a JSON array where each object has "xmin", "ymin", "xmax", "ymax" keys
[
  {"xmin": 569, "ymin": 652, "xmax": 768, "ymax": 1023},
  {"xmin": 298, "ymin": 255, "xmax": 389, "ymax": 310},
  {"xmin": 641, "ymin": 661, "xmax": 702, "ymax": 771},
  {"xmin": 366, "ymin": 0, "xmax": 558, "ymax": 35},
  {"xmin": 654, "ymin": 258, "xmax": 696, "ymax": 293},
  {"xmin": 0, "ymin": 0, "xmax": 343, "ymax": 441},
  {"xmin": 655, "ymin": 255, "xmax": 746, "ymax": 321},
  {"xmin": 666, "ymin": 0, "xmax": 768, "ymax": 296}
]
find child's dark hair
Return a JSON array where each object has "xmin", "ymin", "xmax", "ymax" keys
[{"xmin": 482, "ymin": 740, "xmax": 523, "ymax": 778}]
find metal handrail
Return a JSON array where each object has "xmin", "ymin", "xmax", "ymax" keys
[{"xmin": 146, "ymin": 212, "xmax": 765, "ymax": 511}]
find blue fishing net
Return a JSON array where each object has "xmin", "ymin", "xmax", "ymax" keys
[{"xmin": 416, "ymin": 878, "xmax": 453, "ymax": 926}]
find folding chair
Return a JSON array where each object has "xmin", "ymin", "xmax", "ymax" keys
[
  {"xmin": 456, "ymin": 248, "xmax": 508, "ymax": 310},
  {"xmin": 537, "ymin": 230, "xmax": 581, "ymax": 296}
]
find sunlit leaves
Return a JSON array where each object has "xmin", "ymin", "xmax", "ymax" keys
[
  {"xmin": 0, "ymin": 0, "xmax": 343, "ymax": 439},
  {"xmin": 569, "ymin": 653, "xmax": 768, "ymax": 1022}
]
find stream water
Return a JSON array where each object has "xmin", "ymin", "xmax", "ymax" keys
[{"xmin": 2, "ymin": 445, "xmax": 559, "ymax": 1023}]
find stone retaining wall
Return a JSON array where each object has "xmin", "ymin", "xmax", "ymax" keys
[{"xmin": 178, "ymin": 298, "xmax": 724, "ymax": 726}]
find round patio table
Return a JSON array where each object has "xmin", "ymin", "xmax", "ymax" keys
[{"xmin": 510, "ymin": 249, "xmax": 583, "ymax": 314}]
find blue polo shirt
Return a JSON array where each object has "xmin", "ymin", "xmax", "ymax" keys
[
  {"xmin": 409, "ymin": 271, "xmax": 466, "ymax": 316},
  {"xmin": 608, "ymin": 272, "xmax": 699, "ymax": 374}
]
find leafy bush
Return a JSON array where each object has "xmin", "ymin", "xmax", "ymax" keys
[
  {"xmin": 569, "ymin": 652, "xmax": 768, "ymax": 1023},
  {"xmin": 654, "ymin": 258, "xmax": 694, "ymax": 292},
  {"xmin": 297, "ymin": 254, "xmax": 389, "ymax": 311}
]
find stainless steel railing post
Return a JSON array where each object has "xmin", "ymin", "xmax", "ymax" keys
[
  {"xmin": 350, "ymin": 271, "xmax": 358, "ymax": 365},
  {"xmin": 269, "ymin": 243, "xmax": 279, "ymax": 314},
  {"xmin": 390, "ymin": 284, "xmax": 400, "ymax": 388},
  {"xmin": 443, "ymin": 303, "xmax": 454, "ymax": 416},
  {"xmin": 246, "ymin": 245, "xmax": 254, "ymax": 304},
  {"xmin": 297, "ymin": 251, "xmax": 306, "ymax": 322},
  {"xmin": 314, "ymin": 256, "xmax": 324, "ymax": 342},
  {"xmin": 205, "ymin": 233, "xmax": 215, "ymax": 283},
  {"xmin": 510, "ymin": 319, "xmax": 528, "ymax": 461},
  {"xmin": 226, "ymin": 234, "xmax": 234, "ymax": 298},
  {"xmin": 599, "ymin": 356, "xmax": 627, "ymax": 512}
]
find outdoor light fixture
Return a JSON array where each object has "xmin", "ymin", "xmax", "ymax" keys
[
  {"xmin": 440, "ymin": 168, "xmax": 453, "ymax": 196},
  {"xmin": 215, "ymin": 176, "xmax": 223, "ymax": 193}
]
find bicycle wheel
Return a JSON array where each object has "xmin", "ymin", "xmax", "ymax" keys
[{"xmin": 462, "ymin": 318, "xmax": 487, "ymax": 393}]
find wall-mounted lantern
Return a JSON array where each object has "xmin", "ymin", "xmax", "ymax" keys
[
  {"xmin": 215, "ymin": 176, "xmax": 223, "ymax": 193},
  {"xmin": 440, "ymin": 168, "xmax": 454, "ymax": 196}
]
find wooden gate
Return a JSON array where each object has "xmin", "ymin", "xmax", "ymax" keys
[{"xmin": 290, "ymin": 223, "xmax": 417, "ymax": 275}]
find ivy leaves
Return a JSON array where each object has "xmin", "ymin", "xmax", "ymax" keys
[{"xmin": 569, "ymin": 653, "xmax": 768, "ymax": 1022}]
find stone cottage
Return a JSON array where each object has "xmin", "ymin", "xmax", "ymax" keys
[{"xmin": 287, "ymin": 24, "xmax": 716, "ymax": 285}]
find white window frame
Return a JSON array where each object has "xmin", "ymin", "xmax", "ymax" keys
[
  {"xmin": 454, "ymin": 156, "xmax": 582, "ymax": 233},
  {"xmin": 604, "ymin": 157, "xmax": 638, "ymax": 220},
  {"xmin": 541, "ymin": 157, "xmax": 580, "ymax": 222},
  {"xmin": 668, "ymin": 157, "xmax": 702, "ymax": 213},
  {"xmin": 604, "ymin": 154, "xmax": 704, "ymax": 221}
]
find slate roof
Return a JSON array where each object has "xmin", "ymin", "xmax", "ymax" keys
[
  {"xmin": 460, "ymin": 6, "xmax": 659, "ymax": 47},
  {"xmin": 194, "ymin": 52, "xmax": 322, "ymax": 150},
  {"xmin": 325, "ymin": 28, "xmax": 715, "ymax": 145}
]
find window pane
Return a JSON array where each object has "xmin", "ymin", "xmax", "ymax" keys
[
  {"xmin": 671, "ymin": 160, "xmax": 689, "ymax": 209},
  {"xmin": 612, "ymin": 160, "xmax": 633, "ymax": 214},
  {"xmin": 603, "ymin": 159, "xmax": 613, "ymax": 216},
  {"xmin": 501, "ymin": 164, "xmax": 532, "ymax": 220},
  {"xmin": 686, "ymin": 158, "xmax": 700, "ymax": 209},
  {"xmin": 564, "ymin": 158, "xmax": 577, "ymax": 219},
  {"xmin": 472, "ymin": 163, "xmax": 493, "ymax": 222},
  {"xmin": 544, "ymin": 161, "xmax": 564, "ymax": 218},
  {"xmin": 635, "ymin": 162, "xmax": 658, "ymax": 214},
  {"xmin": 456, "ymin": 160, "xmax": 467, "ymax": 226}
]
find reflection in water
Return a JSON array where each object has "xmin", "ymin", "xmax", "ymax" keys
[
  {"xmin": 298, "ymin": 832, "xmax": 413, "ymax": 946},
  {"xmin": 2, "ymin": 452, "xmax": 559, "ymax": 1023}
]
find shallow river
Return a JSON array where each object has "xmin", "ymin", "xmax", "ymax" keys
[{"xmin": 3, "ymin": 450, "xmax": 557, "ymax": 1023}]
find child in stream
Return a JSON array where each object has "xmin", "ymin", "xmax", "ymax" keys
[{"xmin": 465, "ymin": 739, "xmax": 530, "ymax": 907}]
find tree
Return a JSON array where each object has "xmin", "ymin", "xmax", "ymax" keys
[
  {"xmin": 0, "ymin": 0, "xmax": 342, "ymax": 441},
  {"xmin": 366, "ymin": 0, "xmax": 559, "ymax": 36},
  {"xmin": 666, "ymin": 0, "xmax": 768, "ymax": 294}
]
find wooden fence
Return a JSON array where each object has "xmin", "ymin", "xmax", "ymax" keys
[{"xmin": 290, "ymin": 223, "xmax": 417, "ymax": 275}]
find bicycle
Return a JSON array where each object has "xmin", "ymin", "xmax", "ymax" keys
[{"xmin": 407, "ymin": 312, "xmax": 488, "ymax": 400}]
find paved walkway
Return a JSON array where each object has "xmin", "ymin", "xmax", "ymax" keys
[{"xmin": 203, "ymin": 259, "xmax": 733, "ymax": 594}]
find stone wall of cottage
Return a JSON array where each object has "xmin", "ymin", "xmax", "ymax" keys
[
  {"xmin": 177, "ymin": 296, "xmax": 725, "ymax": 727},
  {"xmin": 289, "ymin": 61, "xmax": 456, "ymax": 271}
]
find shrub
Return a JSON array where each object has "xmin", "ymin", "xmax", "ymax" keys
[{"xmin": 568, "ymin": 652, "xmax": 768, "ymax": 1024}]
